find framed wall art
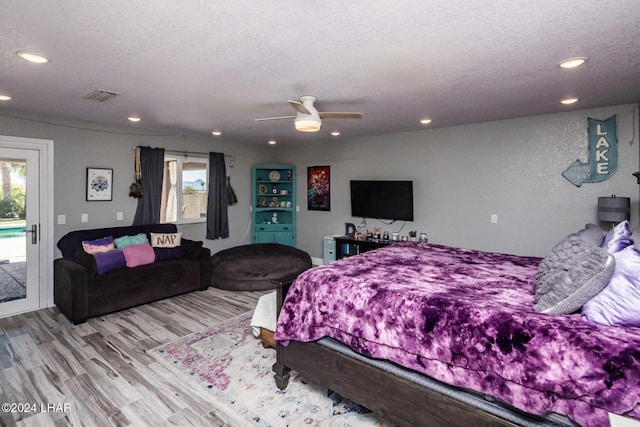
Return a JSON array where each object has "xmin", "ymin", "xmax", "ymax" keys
[
  {"xmin": 307, "ymin": 165, "xmax": 330, "ymax": 211},
  {"xmin": 86, "ymin": 167, "xmax": 113, "ymax": 201}
]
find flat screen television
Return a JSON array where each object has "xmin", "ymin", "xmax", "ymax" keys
[{"xmin": 350, "ymin": 180, "xmax": 414, "ymax": 221}]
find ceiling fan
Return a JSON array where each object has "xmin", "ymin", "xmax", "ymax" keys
[{"xmin": 255, "ymin": 95, "xmax": 363, "ymax": 132}]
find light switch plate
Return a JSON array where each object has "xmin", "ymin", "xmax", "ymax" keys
[
  {"xmin": 117, "ymin": 212, "xmax": 123, "ymax": 221},
  {"xmin": 81, "ymin": 213, "xmax": 88, "ymax": 223},
  {"xmin": 57, "ymin": 214, "xmax": 66, "ymax": 225}
]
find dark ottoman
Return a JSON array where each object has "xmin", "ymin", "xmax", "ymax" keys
[{"xmin": 210, "ymin": 243, "xmax": 312, "ymax": 291}]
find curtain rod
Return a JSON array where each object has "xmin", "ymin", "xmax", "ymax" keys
[{"xmin": 131, "ymin": 145, "xmax": 233, "ymax": 158}]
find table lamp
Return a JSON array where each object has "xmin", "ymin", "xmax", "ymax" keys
[{"xmin": 597, "ymin": 194, "xmax": 630, "ymax": 226}]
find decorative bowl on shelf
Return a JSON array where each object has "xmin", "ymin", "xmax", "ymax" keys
[{"xmin": 269, "ymin": 170, "xmax": 281, "ymax": 181}]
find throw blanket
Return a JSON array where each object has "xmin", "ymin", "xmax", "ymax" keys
[
  {"xmin": 275, "ymin": 242, "xmax": 640, "ymax": 427},
  {"xmin": 250, "ymin": 291, "xmax": 277, "ymax": 337}
]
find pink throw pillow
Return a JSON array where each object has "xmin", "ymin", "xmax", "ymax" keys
[
  {"xmin": 82, "ymin": 236, "xmax": 115, "ymax": 254},
  {"xmin": 122, "ymin": 243, "xmax": 155, "ymax": 267}
]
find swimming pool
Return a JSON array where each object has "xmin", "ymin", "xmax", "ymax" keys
[{"xmin": 0, "ymin": 226, "xmax": 26, "ymax": 239}]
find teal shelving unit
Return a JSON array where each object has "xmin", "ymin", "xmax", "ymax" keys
[{"xmin": 252, "ymin": 164, "xmax": 296, "ymax": 246}]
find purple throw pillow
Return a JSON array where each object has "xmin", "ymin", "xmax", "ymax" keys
[
  {"xmin": 582, "ymin": 245, "xmax": 640, "ymax": 326},
  {"xmin": 123, "ymin": 243, "xmax": 156, "ymax": 267},
  {"xmin": 601, "ymin": 220, "xmax": 632, "ymax": 254},
  {"xmin": 93, "ymin": 249, "xmax": 126, "ymax": 275}
]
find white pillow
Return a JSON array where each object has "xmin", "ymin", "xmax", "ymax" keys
[
  {"xmin": 582, "ymin": 245, "xmax": 640, "ymax": 326},
  {"xmin": 150, "ymin": 232, "xmax": 182, "ymax": 248}
]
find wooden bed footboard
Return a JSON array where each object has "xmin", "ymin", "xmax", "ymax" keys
[{"xmin": 274, "ymin": 339, "xmax": 523, "ymax": 427}]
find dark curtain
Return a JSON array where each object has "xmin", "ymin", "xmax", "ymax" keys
[
  {"xmin": 206, "ymin": 152, "xmax": 229, "ymax": 239},
  {"xmin": 133, "ymin": 146, "xmax": 165, "ymax": 225}
]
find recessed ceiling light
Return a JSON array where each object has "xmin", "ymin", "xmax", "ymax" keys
[
  {"xmin": 211, "ymin": 130, "xmax": 222, "ymax": 136},
  {"xmin": 559, "ymin": 57, "xmax": 587, "ymax": 69},
  {"xmin": 128, "ymin": 116, "xmax": 141, "ymax": 122},
  {"xmin": 268, "ymin": 139, "xmax": 277, "ymax": 145},
  {"xmin": 419, "ymin": 118, "xmax": 432, "ymax": 125},
  {"xmin": 560, "ymin": 98, "xmax": 579, "ymax": 105},
  {"xmin": 16, "ymin": 51, "xmax": 49, "ymax": 64},
  {"xmin": 330, "ymin": 130, "xmax": 340, "ymax": 136},
  {"xmin": 0, "ymin": 95, "xmax": 11, "ymax": 101}
]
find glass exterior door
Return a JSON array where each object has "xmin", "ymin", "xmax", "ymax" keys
[{"xmin": 0, "ymin": 147, "xmax": 40, "ymax": 318}]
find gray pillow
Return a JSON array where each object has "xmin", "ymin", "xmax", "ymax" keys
[
  {"xmin": 575, "ymin": 223, "xmax": 605, "ymax": 247},
  {"xmin": 534, "ymin": 235, "xmax": 614, "ymax": 314}
]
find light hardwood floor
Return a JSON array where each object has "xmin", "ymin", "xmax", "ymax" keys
[{"xmin": 0, "ymin": 287, "xmax": 268, "ymax": 427}]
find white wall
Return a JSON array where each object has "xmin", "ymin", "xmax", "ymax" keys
[
  {"xmin": 276, "ymin": 104, "xmax": 639, "ymax": 258},
  {"xmin": 0, "ymin": 111, "xmax": 270, "ymax": 257}
]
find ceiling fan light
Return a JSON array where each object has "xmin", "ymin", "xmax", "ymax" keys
[{"xmin": 294, "ymin": 116, "xmax": 322, "ymax": 132}]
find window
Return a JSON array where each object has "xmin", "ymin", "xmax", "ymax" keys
[{"xmin": 160, "ymin": 154, "xmax": 208, "ymax": 224}]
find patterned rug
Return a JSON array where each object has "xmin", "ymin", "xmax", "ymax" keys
[{"xmin": 149, "ymin": 312, "xmax": 393, "ymax": 426}]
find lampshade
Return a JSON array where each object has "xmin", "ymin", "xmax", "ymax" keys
[{"xmin": 597, "ymin": 195, "xmax": 630, "ymax": 223}]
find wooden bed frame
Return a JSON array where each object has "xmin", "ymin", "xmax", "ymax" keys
[{"xmin": 271, "ymin": 276, "xmax": 564, "ymax": 427}]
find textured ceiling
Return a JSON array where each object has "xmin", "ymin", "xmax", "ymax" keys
[{"xmin": 0, "ymin": 0, "xmax": 639, "ymax": 145}]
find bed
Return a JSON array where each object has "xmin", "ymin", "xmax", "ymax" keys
[{"xmin": 273, "ymin": 227, "xmax": 640, "ymax": 427}]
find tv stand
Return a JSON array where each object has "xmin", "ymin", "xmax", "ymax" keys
[{"xmin": 334, "ymin": 236, "xmax": 394, "ymax": 260}]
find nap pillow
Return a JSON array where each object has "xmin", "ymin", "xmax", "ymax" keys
[
  {"xmin": 122, "ymin": 243, "xmax": 155, "ymax": 267},
  {"xmin": 82, "ymin": 236, "xmax": 115, "ymax": 254},
  {"xmin": 582, "ymin": 245, "xmax": 640, "ymax": 326},
  {"xmin": 114, "ymin": 233, "xmax": 149, "ymax": 250},
  {"xmin": 534, "ymin": 235, "xmax": 615, "ymax": 314},
  {"xmin": 601, "ymin": 220, "xmax": 632, "ymax": 254},
  {"xmin": 93, "ymin": 249, "xmax": 126, "ymax": 275},
  {"xmin": 150, "ymin": 232, "xmax": 182, "ymax": 248}
]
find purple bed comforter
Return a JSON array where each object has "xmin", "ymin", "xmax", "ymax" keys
[{"xmin": 275, "ymin": 242, "xmax": 640, "ymax": 426}]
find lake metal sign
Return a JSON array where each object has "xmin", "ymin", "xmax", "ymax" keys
[{"xmin": 563, "ymin": 115, "xmax": 618, "ymax": 187}]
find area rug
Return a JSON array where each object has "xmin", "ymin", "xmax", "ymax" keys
[{"xmin": 150, "ymin": 312, "xmax": 393, "ymax": 426}]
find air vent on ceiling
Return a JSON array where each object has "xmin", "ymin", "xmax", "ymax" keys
[{"xmin": 83, "ymin": 89, "xmax": 120, "ymax": 103}]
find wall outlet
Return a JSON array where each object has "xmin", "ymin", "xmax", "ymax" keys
[
  {"xmin": 116, "ymin": 212, "xmax": 123, "ymax": 221},
  {"xmin": 81, "ymin": 213, "xmax": 88, "ymax": 223},
  {"xmin": 491, "ymin": 214, "xmax": 498, "ymax": 224}
]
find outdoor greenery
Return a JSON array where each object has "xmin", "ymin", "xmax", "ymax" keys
[
  {"xmin": 0, "ymin": 185, "xmax": 26, "ymax": 219},
  {"xmin": 0, "ymin": 162, "xmax": 26, "ymax": 220},
  {"xmin": 183, "ymin": 186, "xmax": 198, "ymax": 194}
]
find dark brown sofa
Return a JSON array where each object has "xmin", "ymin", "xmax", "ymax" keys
[{"xmin": 54, "ymin": 223, "xmax": 210, "ymax": 324}]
